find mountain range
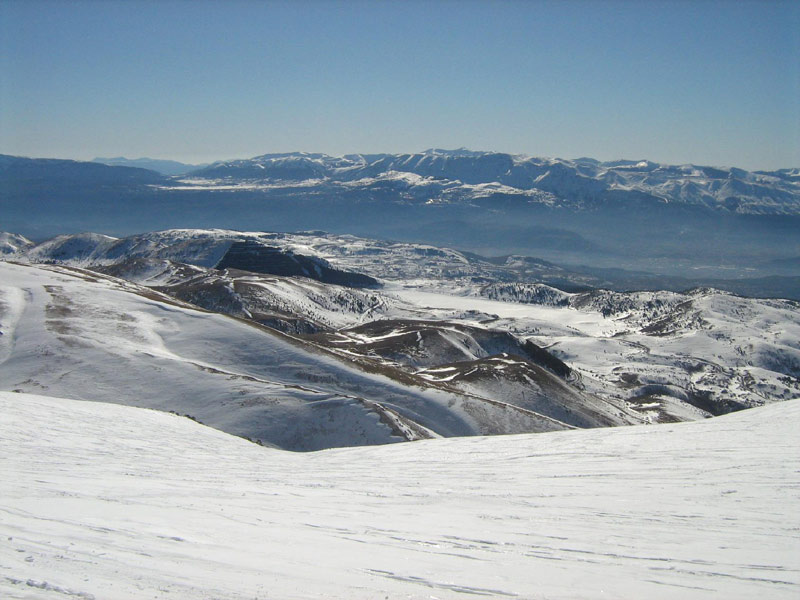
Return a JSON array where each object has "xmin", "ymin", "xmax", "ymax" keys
[
  {"xmin": 21, "ymin": 148, "xmax": 800, "ymax": 217},
  {"xmin": 3, "ymin": 150, "xmax": 799, "ymax": 282},
  {"xmin": 186, "ymin": 148, "xmax": 800, "ymax": 215}
]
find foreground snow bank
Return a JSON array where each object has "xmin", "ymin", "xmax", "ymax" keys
[{"xmin": 1, "ymin": 392, "xmax": 798, "ymax": 599}]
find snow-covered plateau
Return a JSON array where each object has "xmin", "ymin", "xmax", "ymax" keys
[{"xmin": 2, "ymin": 391, "xmax": 798, "ymax": 599}]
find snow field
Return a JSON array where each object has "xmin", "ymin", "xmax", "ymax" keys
[{"xmin": 2, "ymin": 392, "xmax": 798, "ymax": 599}]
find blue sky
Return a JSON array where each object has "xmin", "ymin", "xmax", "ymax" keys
[{"xmin": 1, "ymin": 0, "xmax": 798, "ymax": 169}]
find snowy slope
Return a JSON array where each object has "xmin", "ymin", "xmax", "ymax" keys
[
  {"xmin": 0, "ymin": 261, "xmax": 578, "ymax": 448},
  {"xmin": 7, "ymin": 229, "xmax": 799, "ymax": 418},
  {"xmin": 2, "ymin": 391, "xmax": 798, "ymax": 600},
  {"xmin": 88, "ymin": 259, "xmax": 634, "ymax": 428},
  {"xmin": 161, "ymin": 268, "xmax": 405, "ymax": 331},
  {"xmin": 0, "ymin": 233, "xmax": 34, "ymax": 256},
  {"xmin": 308, "ymin": 319, "xmax": 635, "ymax": 428}
]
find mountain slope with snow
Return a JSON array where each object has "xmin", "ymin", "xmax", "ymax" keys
[
  {"xmin": 0, "ymin": 232, "xmax": 34, "ymax": 256},
  {"xmin": 2, "ymin": 391, "xmax": 798, "ymax": 599},
  {"xmin": 6, "ymin": 228, "xmax": 799, "ymax": 420},
  {"xmin": 0, "ymin": 261, "xmax": 598, "ymax": 449},
  {"xmin": 394, "ymin": 287, "xmax": 800, "ymax": 420}
]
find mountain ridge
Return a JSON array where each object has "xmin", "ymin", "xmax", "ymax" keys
[
  {"xmin": 0, "ymin": 153, "xmax": 166, "ymax": 184},
  {"xmin": 3, "ymin": 150, "xmax": 797, "ymax": 215},
  {"xmin": 184, "ymin": 148, "xmax": 800, "ymax": 215}
]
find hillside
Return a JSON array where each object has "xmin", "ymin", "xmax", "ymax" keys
[
  {"xmin": 0, "ymin": 154, "xmax": 165, "ymax": 186},
  {"xmin": 0, "ymin": 261, "xmax": 611, "ymax": 449},
  {"xmin": 7, "ymin": 228, "xmax": 798, "ymax": 422},
  {"xmin": 92, "ymin": 156, "xmax": 206, "ymax": 176}
]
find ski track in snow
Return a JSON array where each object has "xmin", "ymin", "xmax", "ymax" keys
[{"xmin": 1, "ymin": 392, "xmax": 799, "ymax": 600}]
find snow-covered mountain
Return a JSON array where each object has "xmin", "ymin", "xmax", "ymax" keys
[
  {"xmin": 0, "ymin": 232, "xmax": 34, "ymax": 255},
  {"xmin": 186, "ymin": 148, "xmax": 800, "ymax": 215},
  {"xmin": 3, "ymin": 260, "xmax": 625, "ymax": 450},
  {"xmin": 5, "ymin": 228, "xmax": 798, "ymax": 423},
  {"xmin": 3, "ymin": 391, "xmax": 798, "ymax": 599},
  {"xmin": 5, "ymin": 152, "xmax": 799, "ymax": 280},
  {"xmin": 15, "ymin": 227, "xmax": 799, "ymax": 299},
  {"xmin": 23, "ymin": 231, "xmax": 380, "ymax": 288},
  {"xmin": 5, "ymin": 149, "xmax": 796, "ymax": 216}
]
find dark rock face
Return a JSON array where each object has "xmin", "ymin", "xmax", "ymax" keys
[
  {"xmin": 215, "ymin": 240, "xmax": 380, "ymax": 288},
  {"xmin": 522, "ymin": 340, "xmax": 572, "ymax": 379}
]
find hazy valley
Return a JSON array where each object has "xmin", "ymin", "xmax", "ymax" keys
[{"xmin": 4, "ymin": 149, "xmax": 800, "ymax": 294}]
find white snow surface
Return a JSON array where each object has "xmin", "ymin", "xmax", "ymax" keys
[{"xmin": 1, "ymin": 391, "xmax": 798, "ymax": 600}]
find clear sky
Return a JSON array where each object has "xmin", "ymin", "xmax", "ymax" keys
[{"xmin": 1, "ymin": 0, "xmax": 798, "ymax": 169}]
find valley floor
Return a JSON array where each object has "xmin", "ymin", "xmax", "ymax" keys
[{"xmin": 1, "ymin": 391, "xmax": 798, "ymax": 599}]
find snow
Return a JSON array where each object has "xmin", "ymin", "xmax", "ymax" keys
[
  {"xmin": 8, "ymin": 228, "xmax": 799, "ymax": 417},
  {"xmin": 1, "ymin": 391, "xmax": 798, "ymax": 599},
  {"xmin": 0, "ymin": 232, "xmax": 34, "ymax": 255},
  {"xmin": 393, "ymin": 287, "xmax": 627, "ymax": 337},
  {"xmin": 0, "ymin": 261, "xmax": 586, "ymax": 448},
  {"xmin": 387, "ymin": 286, "xmax": 800, "ymax": 413},
  {"xmin": 163, "ymin": 149, "xmax": 800, "ymax": 216}
]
